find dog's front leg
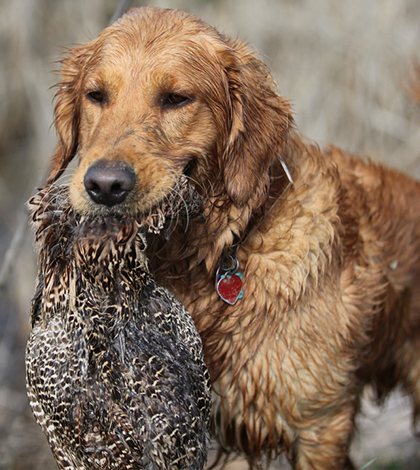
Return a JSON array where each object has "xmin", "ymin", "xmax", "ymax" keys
[{"xmin": 291, "ymin": 400, "xmax": 357, "ymax": 470}]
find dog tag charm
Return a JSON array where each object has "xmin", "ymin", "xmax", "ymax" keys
[
  {"xmin": 216, "ymin": 268, "xmax": 243, "ymax": 305},
  {"xmin": 216, "ymin": 271, "xmax": 243, "ymax": 305},
  {"xmin": 216, "ymin": 246, "xmax": 243, "ymax": 305}
]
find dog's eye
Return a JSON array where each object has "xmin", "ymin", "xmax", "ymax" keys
[
  {"xmin": 164, "ymin": 93, "xmax": 190, "ymax": 107},
  {"xmin": 86, "ymin": 90, "xmax": 105, "ymax": 105}
]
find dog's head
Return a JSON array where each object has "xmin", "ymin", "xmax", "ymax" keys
[{"xmin": 48, "ymin": 7, "xmax": 292, "ymax": 218}]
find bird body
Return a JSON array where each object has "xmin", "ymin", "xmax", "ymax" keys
[{"xmin": 26, "ymin": 183, "xmax": 211, "ymax": 470}]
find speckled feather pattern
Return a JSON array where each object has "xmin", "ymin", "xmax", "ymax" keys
[{"xmin": 26, "ymin": 181, "xmax": 211, "ymax": 470}]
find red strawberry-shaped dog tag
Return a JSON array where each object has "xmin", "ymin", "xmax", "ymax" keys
[{"xmin": 216, "ymin": 268, "xmax": 243, "ymax": 305}]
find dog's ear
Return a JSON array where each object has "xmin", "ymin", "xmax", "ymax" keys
[
  {"xmin": 46, "ymin": 43, "xmax": 94, "ymax": 184},
  {"xmin": 219, "ymin": 38, "xmax": 293, "ymax": 207}
]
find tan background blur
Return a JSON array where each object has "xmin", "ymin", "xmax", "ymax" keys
[{"xmin": 1, "ymin": 0, "xmax": 420, "ymax": 468}]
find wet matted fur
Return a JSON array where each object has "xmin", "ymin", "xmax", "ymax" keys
[{"xmin": 45, "ymin": 6, "xmax": 420, "ymax": 469}]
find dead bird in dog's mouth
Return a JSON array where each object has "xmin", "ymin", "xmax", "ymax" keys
[{"xmin": 25, "ymin": 177, "xmax": 211, "ymax": 470}]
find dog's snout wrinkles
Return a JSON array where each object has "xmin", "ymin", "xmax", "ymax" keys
[{"xmin": 84, "ymin": 160, "xmax": 135, "ymax": 207}]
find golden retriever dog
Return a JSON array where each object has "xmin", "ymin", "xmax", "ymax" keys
[{"xmin": 45, "ymin": 6, "xmax": 420, "ymax": 469}]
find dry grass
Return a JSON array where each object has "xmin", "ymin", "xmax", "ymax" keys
[{"xmin": 1, "ymin": 0, "xmax": 420, "ymax": 468}]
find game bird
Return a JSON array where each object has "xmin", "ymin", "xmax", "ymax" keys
[{"xmin": 25, "ymin": 177, "xmax": 211, "ymax": 470}]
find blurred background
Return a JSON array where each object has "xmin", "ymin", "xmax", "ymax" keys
[{"xmin": 1, "ymin": 0, "xmax": 420, "ymax": 468}]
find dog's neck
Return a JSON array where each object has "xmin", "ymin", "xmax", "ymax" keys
[
  {"xmin": 148, "ymin": 151, "xmax": 294, "ymax": 297},
  {"xmin": 212, "ymin": 154, "xmax": 294, "ymax": 304}
]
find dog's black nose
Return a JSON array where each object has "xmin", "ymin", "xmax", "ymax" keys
[{"xmin": 84, "ymin": 160, "xmax": 135, "ymax": 207}]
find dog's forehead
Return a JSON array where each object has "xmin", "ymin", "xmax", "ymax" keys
[
  {"xmin": 98, "ymin": 8, "xmax": 223, "ymax": 66},
  {"xmin": 105, "ymin": 9, "xmax": 212, "ymax": 47},
  {"xmin": 88, "ymin": 19, "xmax": 226, "ymax": 92}
]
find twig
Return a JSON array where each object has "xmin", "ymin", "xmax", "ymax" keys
[
  {"xmin": 358, "ymin": 458, "xmax": 376, "ymax": 470},
  {"xmin": 0, "ymin": 168, "xmax": 48, "ymax": 290},
  {"xmin": 109, "ymin": 0, "xmax": 133, "ymax": 26},
  {"xmin": 0, "ymin": 206, "xmax": 30, "ymax": 290}
]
